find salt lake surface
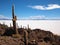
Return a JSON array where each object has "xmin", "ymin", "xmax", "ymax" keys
[{"xmin": 0, "ymin": 20, "xmax": 60, "ymax": 35}]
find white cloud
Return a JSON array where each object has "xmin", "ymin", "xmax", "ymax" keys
[
  {"xmin": 1, "ymin": 15, "xmax": 59, "ymax": 20},
  {"xmin": 20, "ymin": 15, "xmax": 46, "ymax": 20},
  {"xmin": 28, "ymin": 15, "xmax": 45, "ymax": 19},
  {"xmin": 28, "ymin": 4, "xmax": 60, "ymax": 10},
  {"xmin": 46, "ymin": 17, "xmax": 60, "ymax": 19},
  {"xmin": 0, "ymin": 15, "xmax": 10, "ymax": 19},
  {"xmin": 19, "ymin": 15, "xmax": 60, "ymax": 20}
]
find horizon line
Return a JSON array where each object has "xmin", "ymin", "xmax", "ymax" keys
[{"xmin": 0, "ymin": 19, "xmax": 60, "ymax": 20}]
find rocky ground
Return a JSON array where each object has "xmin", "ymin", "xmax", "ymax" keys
[
  {"xmin": 0, "ymin": 36, "xmax": 25, "ymax": 45},
  {"xmin": 0, "ymin": 29, "xmax": 60, "ymax": 45},
  {"xmin": 0, "ymin": 24, "xmax": 60, "ymax": 45}
]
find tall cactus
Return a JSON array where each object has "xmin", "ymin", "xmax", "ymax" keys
[
  {"xmin": 12, "ymin": 4, "xmax": 19, "ymax": 34},
  {"xmin": 24, "ymin": 30, "xmax": 28, "ymax": 45}
]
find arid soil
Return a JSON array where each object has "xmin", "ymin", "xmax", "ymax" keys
[{"xmin": 0, "ymin": 24, "xmax": 60, "ymax": 45}]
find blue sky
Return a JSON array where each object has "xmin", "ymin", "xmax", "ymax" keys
[{"xmin": 0, "ymin": 0, "xmax": 60, "ymax": 19}]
